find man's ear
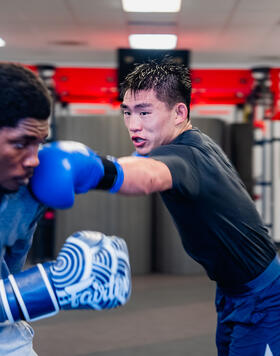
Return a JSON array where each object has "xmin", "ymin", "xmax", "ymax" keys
[{"xmin": 174, "ymin": 103, "xmax": 188, "ymax": 125}]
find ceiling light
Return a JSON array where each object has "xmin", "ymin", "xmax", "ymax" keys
[
  {"xmin": 129, "ymin": 34, "xmax": 177, "ymax": 49},
  {"xmin": 122, "ymin": 0, "xmax": 181, "ymax": 13},
  {"xmin": 0, "ymin": 38, "xmax": 6, "ymax": 47}
]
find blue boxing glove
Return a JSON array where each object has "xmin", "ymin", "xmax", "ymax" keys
[
  {"xmin": 0, "ymin": 231, "xmax": 131, "ymax": 323},
  {"xmin": 30, "ymin": 141, "xmax": 124, "ymax": 209}
]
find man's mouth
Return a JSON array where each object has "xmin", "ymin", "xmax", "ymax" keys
[
  {"xmin": 132, "ymin": 136, "xmax": 146, "ymax": 147},
  {"xmin": 15, "ymin": 177, "xmax": 29, "ymax": 186},
  {"xmin": 16, "ymin": 172, "xmax": 33, "ymax": 185}
]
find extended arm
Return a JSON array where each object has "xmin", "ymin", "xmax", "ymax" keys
[
  {"xmin": 30, "ymin": 141, "xmax": 172, "ymax": 208},
  {"xmin": 117, "ymin": 156, "xmax": 172, "ymax": 195}
]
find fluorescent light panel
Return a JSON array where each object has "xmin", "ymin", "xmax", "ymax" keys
[
  {"xmin": 122, "ymin": 0, "xmax": 181, "ymax": 13},
  {"xmin": 0, "ymin": 38, "xmax": 6, "ymax": 47},
  {"xmin": 129, "ymin": 34, "xmax": 177, "ymax": 49}
]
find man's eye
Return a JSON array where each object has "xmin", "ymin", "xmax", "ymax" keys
[
  {"xmin": 13, "ymin": 142, "xmax": 25, "ymax": 149},
  {"xmin": 123, "ymin": 111, "xmax": 130, "ymax": 116},
  {"xmin": 140, "ymin": 112, "xmax": 150, "ymax": 116}
]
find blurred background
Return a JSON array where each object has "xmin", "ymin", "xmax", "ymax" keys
[{"xmin": 2, "ymin": 0, "xmax": 280, "ymax": 354}]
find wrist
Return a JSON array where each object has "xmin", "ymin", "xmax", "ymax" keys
[
  {"xmin": 0, "ymin": 263, "xmax": 59, "ymax": 323},
  {"xmin": 96, "ymin": 157, "xmax": 124, "ymax": 193}
]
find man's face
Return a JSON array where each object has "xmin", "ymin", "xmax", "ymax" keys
[
  {"xmin": 121, "ymin": 89, "xmax": 177, "ymax": 155},
  {"xmin": 0, "ymin": 118, "xmax": 49, "ymax": 192}
]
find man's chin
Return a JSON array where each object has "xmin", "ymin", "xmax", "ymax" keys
[
  {"xmin": 0, "ymin": 184, "xmax": 20, "ymax": 194},
  {"xmin": 137, "ymin": 147, "xmax": 150, "ymax": 156}
]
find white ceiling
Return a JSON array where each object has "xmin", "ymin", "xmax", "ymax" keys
[{"xmin": 1, "ymin": 0, "xmax": 280, "ymax": 68}]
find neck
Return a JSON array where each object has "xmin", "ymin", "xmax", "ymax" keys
[{"xmin": 177, "ymin": 119, "xmax": 192, "ymax": 136}]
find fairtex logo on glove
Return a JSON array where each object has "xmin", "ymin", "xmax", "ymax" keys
[{"xmin": 58, "ymin": 273, "xmax": 130, "ymax": 309}]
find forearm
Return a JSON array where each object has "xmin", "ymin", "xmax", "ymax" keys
[{"xmin": 117, "ymin": 157, "xmax": 172, "ymax": 195}]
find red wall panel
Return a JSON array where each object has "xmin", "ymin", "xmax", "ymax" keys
[
  {"xmin": 53, "ymin": 67, "xmax": 118, "ymax": 104},
  {"xmin": 269, "ymin": 68, "xmax": 280, "ymax": 119},
  {"xmin": 191, "ymin": 69, "xmax": 254, "ymax": 105},
  {"xmin": 30, "ymin": 66, "xmax": 256, "ymax": 106}
]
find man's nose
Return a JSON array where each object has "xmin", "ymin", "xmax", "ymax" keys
[
  {"xmin": 23, "ymin": 146, "xmax": 40, "ymax": 168},
  {"xmin": 128, "ymin": 115, "xmax": 142, "ymax": 131}
]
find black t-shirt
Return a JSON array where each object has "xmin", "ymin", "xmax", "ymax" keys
[{"xmin": 150, "ymin": 129, "xmax": 276, "ymax": 288}]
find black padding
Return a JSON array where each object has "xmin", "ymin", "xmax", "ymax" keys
[{"xmin": 96, "ymin": 157, "xmax": 118, "ymax": 190}]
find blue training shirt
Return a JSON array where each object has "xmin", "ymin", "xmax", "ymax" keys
[{"xmin": 150, "ymin": 129, "xmax": 276, "ymax": 288}]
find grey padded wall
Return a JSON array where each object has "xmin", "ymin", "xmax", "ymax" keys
[
  {"xmin": 55, "ymin": 113, "xmax": 153, "ymax": 275},
  {"xmin": 155, "ymin": 118, "xmax": 227, "ymax": 274},
  {"xmin": 230, "ymin": 123, "xmax": 253, "ymax": 197}
]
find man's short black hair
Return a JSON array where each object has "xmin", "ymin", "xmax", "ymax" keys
[
  {"xmin": 120, "ymin": 57, "xmax": 192, "ymax": 119},
  {"xmin": 0, "ymin": 62, "xmax": 52, "ymax": 128}
]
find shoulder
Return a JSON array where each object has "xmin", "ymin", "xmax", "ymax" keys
[
  {"xmin": 149, "ymin": 131, "xmax": 200, "ymax": 165},
  {"xmin": 0, "ymin": 187, "xmax": 45, "ymax": 247},
  {"xmin": 0, "ymin": 186, "xmax": 44, "ymax": 221}
]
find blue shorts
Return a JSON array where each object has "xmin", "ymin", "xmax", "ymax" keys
[{"xmin": 215, "ymin": 256, "xmax": 280, "ymax": 356}]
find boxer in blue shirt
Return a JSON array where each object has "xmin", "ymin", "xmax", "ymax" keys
[{"xmin": 0, "ymin": 63, "xmax": 131, "ymax": 356}]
